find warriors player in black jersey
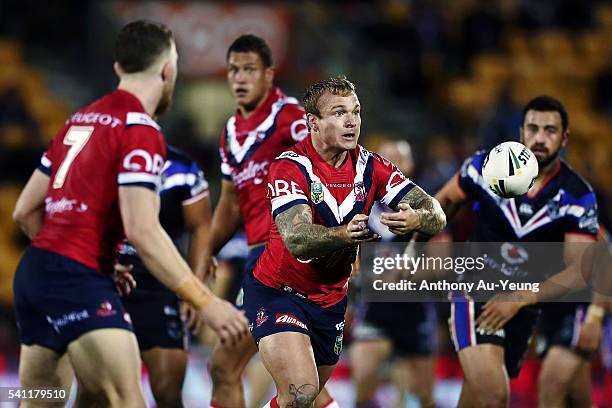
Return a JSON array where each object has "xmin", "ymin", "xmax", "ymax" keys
[
  {"xmin": 117, "ymin": 146, "xmax": 210, "ymax": 408},
  {"xmin": 431, "ymin": 96, "xmax": 602, "ymax": 407}
]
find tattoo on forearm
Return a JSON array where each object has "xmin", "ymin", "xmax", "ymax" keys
[
  {"xmin": 400, "ymin": 187, "xmax": 446, "ymax": 235},
  {"xmin": 286, "ymin": 383, "xmax": 318, "ymax": 408},
  {"xmin": 275, "ymin": 204, "xmax": 349, "ymax": 259}
]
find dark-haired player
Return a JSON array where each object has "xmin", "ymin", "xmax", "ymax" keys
[
  {"xmin": 117, "ymin": 145, "xmax": 210, "ymax": 408},
  {"xmin": 431, "ymin": 95, "xmax": 601, "ymax": 407},
  {"xmin": 245, "ymin": 76, "xmax": 445, "ymax": 407},
  {"xmin": 12, "ymin": 20, "xmax": 247, "ymax": 407}
]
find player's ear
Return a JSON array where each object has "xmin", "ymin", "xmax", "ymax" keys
[
  {"xmin": 307, "ymin": 113, "xmax": 319, "ymax": 133},
  {"xmin": 562, "ymin": 129, "xmax": 569, "ymax": 147},
  {"xmin": 265, "ymin": 66, "xmax": 274, "ymax": 85},
  {"xmin": 160, "ymin": 61, "xmax": 170, "ymax": 82},
  {"xmin": 113, "ymin": 62, "xmax": 124, "ymax": 78}
]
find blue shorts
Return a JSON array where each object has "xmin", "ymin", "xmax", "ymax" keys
[
  {"xmin": 242, "ymin": 271, "xmax": 347, "ymax": 366},
  {"xmin": 353, "ymin": 301, "xmax": 437, "ymax": 357},
  {"xmin": 536, "ymin": 302, "xmax": 592, "ymax": 359},
  {"xmin": 235, "ymin": 245, "xmax": 265, "ymax": 308},
  {"xmin": 449, "ymin": 292, "xmax": 539, "ymax": 378},
  {"xmin": 13, "ymin": 246, "xmax": 133, "ymax": 353},
  {"xmin": 122, "ymin": 288, "xmax": 187, "ymax": 351}
]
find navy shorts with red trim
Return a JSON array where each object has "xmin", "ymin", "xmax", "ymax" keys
[
  {"xmin": 449, "ymin": 292, "xmax": 539, "ymax": 378},
  {"xmin": 242, "ymin": 271, "xmax": 347, "ymax": 366},
  {"xmin": 13, "ymin": 246, "xmax": 133, "ymax": 353}
]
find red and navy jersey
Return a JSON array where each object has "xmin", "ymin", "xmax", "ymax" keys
[
  {"xmin": 33, "ymin": 89, "xmax": 166, "ymax": 274},
  {"xmin": 254, "ymin": 136, "xmax": 416, "ymax": 307},
  {"xmin": 219, "ymin": 87, "xmax": 308, "ymax": 245},
  {"xmin": 458, "ymin": 150, "xmax": 599, "ymax": 242}
]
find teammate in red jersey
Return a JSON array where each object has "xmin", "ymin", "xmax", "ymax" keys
[
  {"xmin": 244, "ymin": 76, "xmax": 446, "ymax": 407},
  {"xmin": 12, "ymin": 20, "xmax": 247, "ymax": 407},
  {"xmin": 200, "ymin": 34, "xmax": 337, "ymax": 408}
]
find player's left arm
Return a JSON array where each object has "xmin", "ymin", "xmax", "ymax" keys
[
  {"xmin": 380, "ymin": 185, "xmax": 446, "ymax": 236},
  {"xmin": 184, "ymin": 196, "xmax": 212, "ymax": 273},
  {"xmin": 477, "ymin": 234, "xmax": 600, "ymax": 332},
  {"xmin": 13, "ymin": 169, "xmax": 49, "ymax": 239}
]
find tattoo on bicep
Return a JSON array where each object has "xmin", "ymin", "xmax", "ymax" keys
[
  {"xmin": 400, "ymin": 186, "xmax": 446, "ymax": 235},
  {"xmin": 286, "ymin": 383, "xmax": 318, "ymax": 408},
  {"xmin": 275, "ymin": 204, "xmax": 312, "ymax": 238},
  {"xmin": 274, "ymin": 204, "xmax": 347, "ymax": 258}
]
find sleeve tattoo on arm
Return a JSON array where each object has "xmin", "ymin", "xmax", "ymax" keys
[
  {"xmin": 400, "ymin": 186, "xmax": 446, "ymax": 236},
  {"xmin": 275, "ymin": 204, "xmax": 349, "ymax": 259}
]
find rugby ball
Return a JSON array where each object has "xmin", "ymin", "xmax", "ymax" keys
[{"xmin": 482, "ymin": 141, "xmax": 538, "ymax": 198}]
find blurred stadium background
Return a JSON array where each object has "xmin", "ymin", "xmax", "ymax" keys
[{"xmin": 0, "ymin": 0, "xmax": 611, "ymax": 406}]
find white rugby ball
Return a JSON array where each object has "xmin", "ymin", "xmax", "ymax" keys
[{"xmin": 482, "ymin": 141, "xmax": 538, "ymax": 198}]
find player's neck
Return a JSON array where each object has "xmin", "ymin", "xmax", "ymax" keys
[
  {"xmin": 311, "ymin": 137, "xmax": 348, "ymax": 168},
  {"xmin": 117, "ymin": 77, "xmax": 162, "ymax": 117},
  {"xmin": 536, "ymin": 158, "xmax": 560, "ymax": 182},
  {"xmin": 237, "ymin": 87, "xmax": 272, "ymax": 119}
]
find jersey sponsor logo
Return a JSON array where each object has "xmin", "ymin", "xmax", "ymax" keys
[
  {"xmin": 500, "ymin": 242, "xmax": 529, "ymax": 265},
  {"xmin": 233, "ymin": 160, "xmax": 270, "ymax": 187},
  {"xmin": 123, "ymin": 149, "xmax": 165, "ymax": 174},
  {"xmin": 310, "ymin": 181, "xmax": 324, "ymax": 204},
  {"xmin": 45, "ymin": 197, "xmax": 88, "ymax": 216},
  {"xmin": 335, "ymin": 321, "xmax": 345, "ymax": 331},
  {"xmin": 275, "ymin": 313, "xmax": 308, "ymax": 330},
  {"xmin": 46, "ymin": 310, "xmax": 90, "ymax": 333},
  {"xmin": 268, "ymin": 179, "xmax": 305, "ymax": 197},
  {"xmin": 68, "ymin": 111, "xmax": 123, "ymax": 128}
]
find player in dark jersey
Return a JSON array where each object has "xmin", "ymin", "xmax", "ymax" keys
[
  {"xmin": 199, "ymin": 35, "xmax": 337, "ymax": 408},
  {"xmin": 245, "ymin": 76, "xmax": 446, "ymax": 407},
  {"xmin": 116, "ymin": 146, "xmax": 210, "ymax": 408},
  {"xmin": 351, "ymin": 139, "xmax": 437, "ymax": 407},
  {"xmin": 11, "ymin": 21, "xmax": 247, "ymax": 407},
  {"xmin": 430, "ymin": 96, "xmax": 602, "ymax": 407}
]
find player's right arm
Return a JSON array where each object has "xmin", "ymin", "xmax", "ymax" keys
[
  {"xmin": 119, "ymin": 186, "xmax": 247, "ymax": 344},
  {"xmin": 13, "ymin": 169, "xmax": 49, "ymax": 239},
  {"xmin": 434, "ymin": 173, "xmax": 468, "ymax": 222},
  {"xmin": 276, "ymin": 204, "xmax": 378, "ymax": 259},
  {"xmin": 269, "ymin": 158, "xmax": 378, "ymax": 259},
  {"xmin": 117, "ymin": 124, "xmax": 247, "ymax": 344}
]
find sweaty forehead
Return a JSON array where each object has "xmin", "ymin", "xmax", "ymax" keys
[
  {"xmin": 524, "ymin": 110, "xmax": 562, "ymax": 128},
  {"xmin": 228, "ymin": 51, "xmax": 263, "ymax": 67},
  {"xmin": 318, "ymin": 91, "xmax": 359, "ymax": 113}
]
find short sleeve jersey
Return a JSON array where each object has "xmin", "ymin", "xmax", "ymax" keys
[
  {"xmin": 33, "ymin": 90, "xmax": 166, "ymax": 273},
  {"xmin": 253, "ymin": 136, "xmax": 416, "ymax": 307},
  {"xmin": 219, "ymin": 87, "xmax": 308, "ymax": 245}
]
